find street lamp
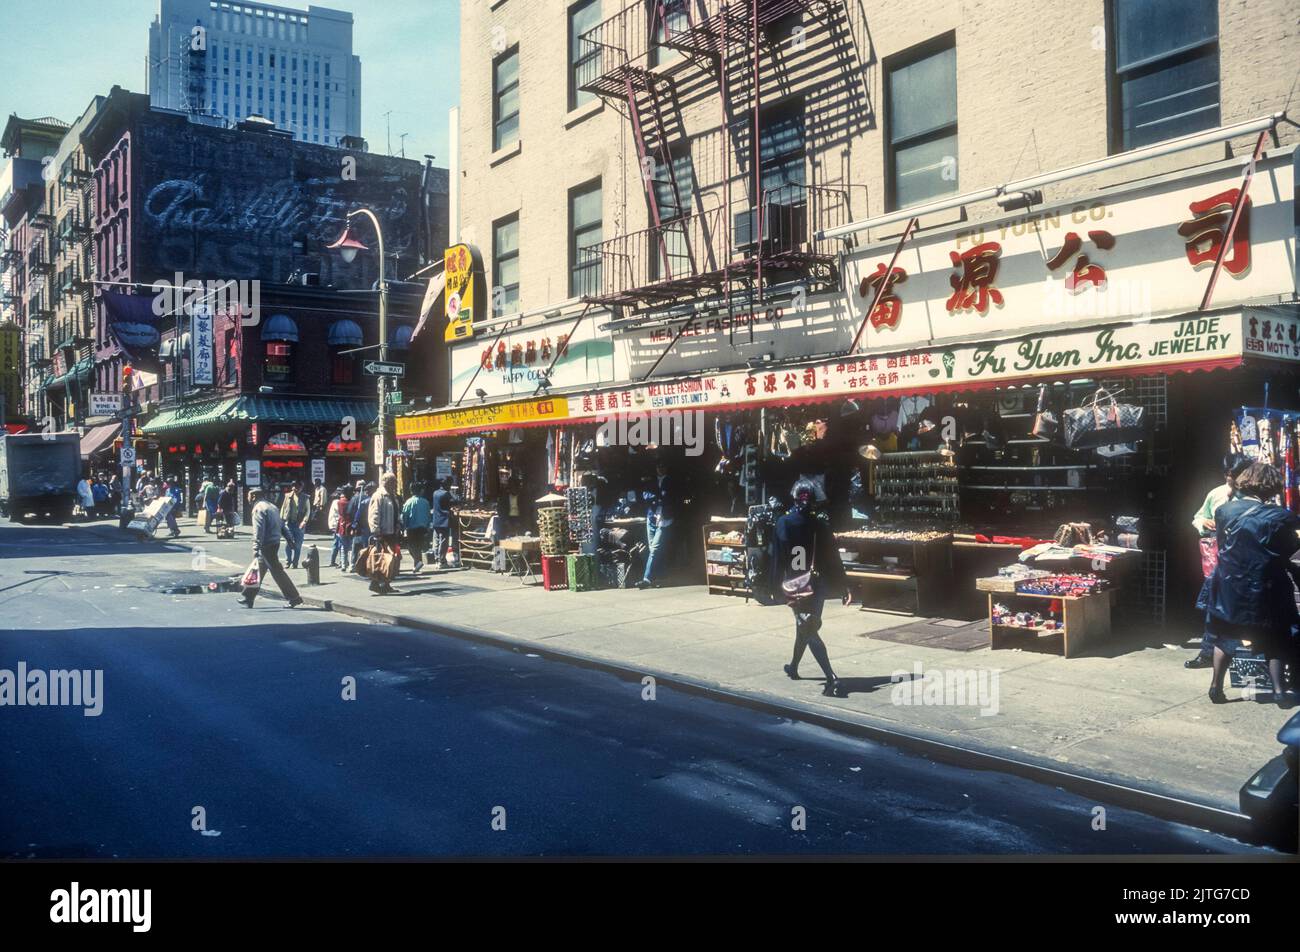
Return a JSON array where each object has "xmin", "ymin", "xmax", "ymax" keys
[{"xmin": 329, "ymin": 209, "xmax": 389, "ymax": 476}]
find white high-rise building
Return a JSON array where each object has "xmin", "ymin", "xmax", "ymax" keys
[{"xmin": 149, "ymin": 0, "xmax": 361, "ymax": 146}]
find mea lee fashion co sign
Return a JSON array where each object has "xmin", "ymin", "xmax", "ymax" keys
[{"xmin": 843, "ymin": 150, "xmax": 1296, "ymax": 352}]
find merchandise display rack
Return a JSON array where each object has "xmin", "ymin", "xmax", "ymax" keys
[
  {"xmin": 703, "ymin": 516, "xmax": 749, "ymax": 597},
  {"xmin": 457, "ymin": 510, "xmax": 496, "ymax": 570}
]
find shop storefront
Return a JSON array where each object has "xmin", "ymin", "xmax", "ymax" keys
[{"xmin": 402, "ymin": 144, "xmax": 1297, "ymax": 628}]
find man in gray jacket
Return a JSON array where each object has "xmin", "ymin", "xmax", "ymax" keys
[{"xmin": 239, "ymin": 487, "xmax": 303, "ymax": 608}]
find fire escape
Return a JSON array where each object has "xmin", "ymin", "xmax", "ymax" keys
[{"xmin": 575, "ymin": 0, "xmax": 855, "ymax": 322}]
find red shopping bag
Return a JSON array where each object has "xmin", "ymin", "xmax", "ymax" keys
[
  {"xmin": 241, "ymin": 558, "xmax": 262, "ymax": 593},
  {"xmin": 1199, "ymin": 537, "xmax": 1218, "ymax": 579}
]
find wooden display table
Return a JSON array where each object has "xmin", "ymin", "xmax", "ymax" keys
[
  {"xmin": 457, "ymin": 511, "xmax": 496, "ymax": 570},
  {"xmin": 835, "ymin": 532, "xmax": 954, "ymax": 616},
  {"xmin": 980, "ymin": 583, "xmax": 1113, "ymax": 658}
]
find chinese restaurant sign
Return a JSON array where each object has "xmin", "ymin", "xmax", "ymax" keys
[
  {"xmin": 190, "ymin": 306, "xmax": 215, "ymax": 386},
  {"xmin": 843, "ymin": 151, "xmax": 1295, "ymax": 351},
  {"xmin": 447, "ymin": 308, "xmax": 615, "ymax": 400},
  {"xmin": 396, "ymin": 396, "xmax": 571, "ymax": 438}
]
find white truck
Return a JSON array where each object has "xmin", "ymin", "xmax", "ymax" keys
[{"xmin": 0, "ymin": 432, "xmax": 82, "ymax": 523}]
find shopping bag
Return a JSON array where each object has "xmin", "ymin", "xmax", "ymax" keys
[
  {"xmin": 197, "ymin": 508, "xmax": 210, "ymax": 530},
  {"xmin": 354, "ymin": 544, "xmax": 373, "ymax": 578},
  {"xmin": 1199, "ymin": 537, "xmax": 1219, "ymax": 579},
  {"xmin": 384, "ymin": 544, "xmax": 403, "ymax": 581},
  {"xmin": 241, "ymin": 558, "xmax": 261, "ymax": 594},
  {"xmin": 1031, "ymin": 385, "xmax": 1059, "ymax": 441}
]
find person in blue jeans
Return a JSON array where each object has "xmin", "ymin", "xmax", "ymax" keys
[
  {"xmin": 348, "ymin": 481, "xmax": 375, "ymax": 570},
  {"xmin": 637, "ymin": 461, "xmax": 679, "ymax": 589}
]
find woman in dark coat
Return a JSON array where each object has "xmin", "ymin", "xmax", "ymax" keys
[
  {"xmin": 1205, "ymin": 462, "xmax": 1300, "ymax": 707},
  {"xmin": 771, "ymin": 478, "xmax": 853, "ymax": 697}
]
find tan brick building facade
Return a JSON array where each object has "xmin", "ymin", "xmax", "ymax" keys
[{"xmin": 456, "ymin": 0, "xmax": 1298, "ymax": 343}]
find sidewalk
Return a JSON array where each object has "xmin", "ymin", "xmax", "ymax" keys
[{"xmin": 236, "ymin": 533, "xmax": 1290, "ymax": 828}]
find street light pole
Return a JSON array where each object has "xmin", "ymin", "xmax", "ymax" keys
[{"xmin": 341, "ymin": 208, "xmax": 388, "ymax": 474}]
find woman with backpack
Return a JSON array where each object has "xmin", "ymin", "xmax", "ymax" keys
[{"xmin": 1204, "ymin": 462, "xmax": 1300, "ymax": 707}]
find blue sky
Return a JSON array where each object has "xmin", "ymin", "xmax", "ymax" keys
[{"xmin": 0, "ymin": 0, "xmax": 458, "ymax": 164}]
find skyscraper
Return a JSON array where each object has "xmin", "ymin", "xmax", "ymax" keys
[{"xmin": 148, "ymin": 0, "xmax": 361, "ymax": 147}]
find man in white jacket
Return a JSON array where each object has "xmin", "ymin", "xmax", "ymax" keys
[{"xmin": 239, "ymin": 487, "xmax": 303, "ymax": 608}]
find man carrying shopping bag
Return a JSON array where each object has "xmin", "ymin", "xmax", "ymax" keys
[
  {"xmin": 239, "ymin": 487, "xmax": 304, "ymax": 609},
  {"xmin": 366, "ymin": 474, "xmax": 401, "ymax": 595}
]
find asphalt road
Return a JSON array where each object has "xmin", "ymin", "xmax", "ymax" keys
[{"xmin": 0, "ymin": 519, "xmax": 1274, "ymax": 857}]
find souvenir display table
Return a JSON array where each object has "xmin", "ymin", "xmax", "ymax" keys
[
  {"xmin": 703, "ymin": 516, "xmax": 748, "ymax": 597},
  {"xmin": 500, "ymin": 535, "xmax": 543, "ymax": 584},
  {"xmin": 977, "ymin": 573, "xmax": 1114, "ymax": 658},
  {"xmin": 836, "ymin": 529, "xmax": 954, "ymax": 616}
]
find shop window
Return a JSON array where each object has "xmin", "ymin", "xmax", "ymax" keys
[
  {"xmin": 569, "ymin": 177, "xmax": 602, "ymax": 298},
  {"xmin": 493, "ymin": 46, "xmax": 520, "ymax": 152},
  {"xmin": 493, "ymin": 213, "xmax": 520, "ymax": 314},
  {"xmin": 331, "ymin": 351, "xmax": 354, "ymax": 385},
  {"xmin": 264, "ymin": 341, "xmax": 293, "ymax": 381},
  {"xmin": 1108, "ymin": 0, "xmax": 1219, "ymax": 152},
  {"xmin": 885, "ymin": 35, "xmax": 957, "ymax": 210},
  {"xmin": 569, "ymin": 0, "xmax": 601, "ymax": 110}
]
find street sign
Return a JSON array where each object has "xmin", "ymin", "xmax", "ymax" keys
[
  {"xmin": 89, "ymin": 392, "xmax": 123, "ymax": 417},
  {"xmin": 363, "ymin": 360, "xmax": 405, "ymax": 378},
  {"xmin": 119, "ymin": 446, "xmax": 137, "ymax": 465},
  {"xmin": 386, "ymin": 390, "xmax": 404, "ymax": 405}
]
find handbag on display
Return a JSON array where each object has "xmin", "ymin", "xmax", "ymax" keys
[
  {"xmin": 1228, "ymin": 650, "xmax": 1274, "ymax": 691},
  {"xmin": 1053, "ymin": 522, "xmax": 1095, "ymax": 547},
  {"xmin": 1063, "ymin": 389, "xmax": 1146, "ymax": 448},
  {"xmin": 1031, "ymin": 385, "xmax": 1059, "ymax": 441}
]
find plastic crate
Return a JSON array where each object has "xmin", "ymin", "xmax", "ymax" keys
[
  {"xmin": 542, "ymin": 555, "xmax": 568, "ymax": 591},
  {"xmin": 566, "ymin": 553, "xmax": 597, "ymax": 592}
]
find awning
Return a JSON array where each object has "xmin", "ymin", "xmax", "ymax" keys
[
  {"xmin": 261, "ymin": 314, "xmax": 299, "ymax": 342},
  {"xmin": 43, "ymin": 357, "xmax": 94, "ymax": 392},
  {"xmin": 328, "ymin": 320, "xmax": 364, "ymax": 346},
  {"xmin": 389, "ymin": 324, "xmax": 414, "ymax": 348},
  {"xmin": 403, "ymin": 311, "xmax": 1252, "ymax": 438},
  {"xmin": 143, "ymin": 395, "xmax": 379, "ymax": 434},
  {"xmin": 79, "ymin": 422, "xmax": 120, "ymax": 459}
]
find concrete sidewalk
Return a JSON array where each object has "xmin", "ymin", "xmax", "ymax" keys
[{"xmin": 234, "ymin": 536, "xmax": 1290, "ymax": 825}]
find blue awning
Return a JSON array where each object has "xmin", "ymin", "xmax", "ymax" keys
[
  {"xmin": 261, "ymin": 313, "xmax": 299, "ymax": 342},
  {"xmin": 389, "ymin": 324, "xmax": 414, "ymax": 348},
  {"xmin": 328, "ymin": 319, "xmax": 364, "ymax": 346}
]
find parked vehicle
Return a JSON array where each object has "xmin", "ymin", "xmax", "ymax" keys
[
  {"xmin": 0, "ymin": 432, "xmax": 82, "ymax": 523},
  {"xmin": 1239, "ymin": 709, "xmax": 1299, "ymax": 852}
]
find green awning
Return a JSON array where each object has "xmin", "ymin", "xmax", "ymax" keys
[
  {"xmin": 42, "ymin": 357, "xmax": 94, "ymax": 392},
  {"xmin": 142, "ymin": 396, "xmax": 379, "ymax": 434}
]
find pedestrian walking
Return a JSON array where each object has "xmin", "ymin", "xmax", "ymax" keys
[
  {"xmin": 196, "ymin": 475, "xmax": 220, "ymax": 534},
  {"xmin": 348, "ymin": 481, "xmax": 375, "ymax": 570},
  {"xmin": 771, "ymin": 477, "xmax": 852, "ymax": 698},
  {"xmin": 279, "ymin": 480, "xmax": 309, "ymax": 568},
  {"xmin": 330, "ymin": 486, "xmax": 355, "ymax": 569},
  {"xmin": 1187, "ymin": 454, "xmax": 1250, "ymax": 669},
  {"xmin": 430, "ymin": 478, "xmax": 458, "ymax": 568},
  {"xmin": 91, "ymin": 476, "xmax": 111, "ymax": 517},
  {"xmin": 160, "ymin": 478, "xmax": 182, "ymax": 537},
  {"xmin": 109, "ymin": 473, "xmax": 123, "ymax": 515},
  {"xmin": 311, "ymin": 478, "xmax": 328, "ymax": 532},
  {"xmin": 238, "ymin": 487, "xmax": 303, "ymax": 609},
  {"xmin": 1204, "ymin": 462, "xmax": 1300, "ymax": 707},
  {"xmin": 401, "ymin": 482, "xmax": 432, "ymax": 572},
  {"xmin": 367, "ymin": 474, "xmax": 400, "ymax": 595},
  {"xmin": 217, "ymin": 481, "xmax": 238, "ymax": 531},
  {"xmin": 76, "ymin": 472, "xmax": 95, "ymax": 520}
]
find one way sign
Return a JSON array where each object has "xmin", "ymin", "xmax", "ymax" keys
[{"xmin": 363, "ymin": 360, "xmax": 406, "ymax": 378}]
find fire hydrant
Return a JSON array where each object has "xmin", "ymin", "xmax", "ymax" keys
[{"xmin": 303, "ymin": 544, "xmax": 320, "ymax": 586}]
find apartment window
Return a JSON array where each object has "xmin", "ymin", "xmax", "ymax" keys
[
  {"xmin": 885, "ymin": 35, "xmax": 958, "ymax": 210},
  {"xmin": 757, "ymin": 99, "xmax": 806, "ymax": 200},
  {"xmin": 569, "ymin": 178, "xmax": 602, "ymax": 297},
  {"xmin": 649, "ymin": 0, "xmax": 686, "ymax": 68},
  {"xmin": 493, "ymin": 47, "xmax": 520, "ymax": 151},
  {"xmin": 493, "ymin": 213, "xmax": 520, "ymax": 314},
  {"xmin": 569, "ymin": 0, "xmax": 601, "ymax": 110},
  {"xmin": 1109, "ymin": 0, "xmax": 1219, "ymax": 151},
  {"xmin": 650, "ymin": 145, "xmax": 695, "ymax": 280}
]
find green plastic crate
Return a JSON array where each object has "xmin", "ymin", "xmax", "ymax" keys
[{"xmin": 566, "ymin": 553, "xmax": 598, "ymax": 592}]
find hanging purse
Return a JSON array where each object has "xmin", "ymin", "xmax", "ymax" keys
[
  {"xmin": 1032, "ymin": 385, "xmax": 1059, "ymax": 441},
  {"xmin": 782, "ymin": 535, "xmax": 817, "ymax": 604}
]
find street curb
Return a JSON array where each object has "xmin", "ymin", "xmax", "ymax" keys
[{"xmin": 268, "ymin": 586, "xmax": 1259, "ymax": 844}]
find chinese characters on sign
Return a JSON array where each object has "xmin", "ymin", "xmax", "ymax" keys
[
  {"xmin": 480, "ymin": 335, "xmax": 570, "ymax": 371},
  {"xmin": 947, "ymin": 243, "xmax": 1005, "ymax": 314},
  {"xmin": 858, "ymin": 263, "xmax": 907, "ymax": 329},
  {"xmin": 1178, "ymin": 188, "xmax": 1252, "ymax": 275},
  {"xmin": 190, "ymin": 306, "xmax": 214, "ymax": 386},
  {"xmin": 1045, "ymin": 230, "xmax": 1115, "ymax": 291}
]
